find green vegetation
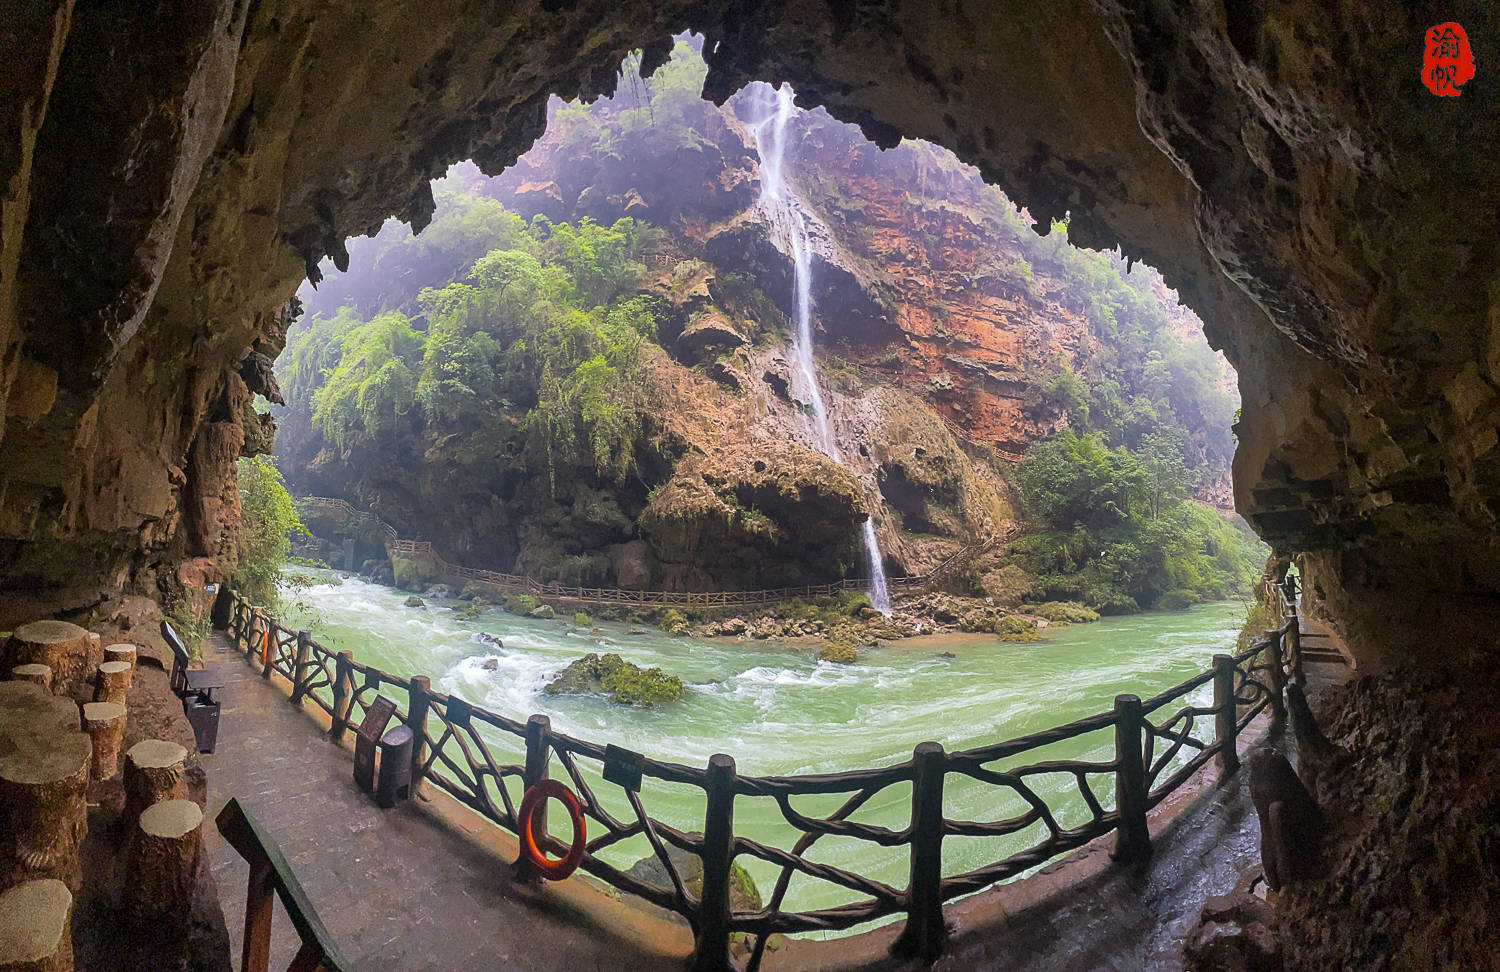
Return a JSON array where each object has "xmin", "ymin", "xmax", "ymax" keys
[
  {"xmin": 543, "ymin": 652, "xmax": 685, "ymax": 706},
  {"xmin": 1010, "ymin": 429, "xmax": 1262, "ymax": 612},
  {"xmin": 233, "ymin": 457, "xmax": 309, "ymax": 609},
  {"xmin": 504, "ymin": 594, "xmax": 537, "ymax": 616},
  {"xmin": 286, "ymin": 207, "xmax": 660, "ymax": 493},
  {"xmin": 572, "ymin": 611, "xmax": 592, "ymax": 627},
  {"xmin": 165, "ymin": 596, "xmax": 210, "ymax": 662}
]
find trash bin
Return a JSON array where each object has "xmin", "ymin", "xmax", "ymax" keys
[
  {"xmin": 376, "ymin": 724, "xmax": 414, "ymax": 809},
  {"xmin": 183, "ymin": 694, "xmax": 220, "ymax": 754}
]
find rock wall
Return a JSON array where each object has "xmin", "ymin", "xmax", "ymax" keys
[{"xmin": 0, "ymin": 1, "xmax": 1494, "ymax": 657}]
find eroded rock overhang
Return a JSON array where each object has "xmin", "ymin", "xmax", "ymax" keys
[{"xmin": 1, "ymin": 1, "xmax": 1496, "ymax": 667}]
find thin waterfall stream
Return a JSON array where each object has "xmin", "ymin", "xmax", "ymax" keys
[{"xmin": 747, "ymin": 84, "xmax": 893, "ymax": 614}]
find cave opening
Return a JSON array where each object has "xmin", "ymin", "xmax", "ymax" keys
[
  {"xmin": 276, "ymin": 34, "xmax": 1249, "ymax": 612},
  {"xmin": 2, "ymin": 3, "xmax": 1497, "ymax": 968}
]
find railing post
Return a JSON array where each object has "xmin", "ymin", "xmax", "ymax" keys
[
  {"xmin": 691, "ymin": 753, "xmax": 737, "ymax": 972},
  {"xmin": 1287, "ymin": 616, "xmax": 1306, "ymax": 687},
  {"xmin": 1111, "ymin": 694, "xmax": 1151, "ymax": 863},
  {"xmin": 408, "ymin": 675, "xmax": 430, "ymax": 788},
  {"xmin": 260, "ymin": 621, "xmax": 275, "ymax": 680},
  {"xmin": 891, "ymin": 741, "xmax": 946, "ymax": 961},
  {"xmin": 514, "ymin": 714, "xmax": 551, "ymax": 883},
  {"xmin": 242, "ymin": 857, "xmax": 275, "ymax": 972},
  {"xmin": 329, "ymin": 651, "xmax": 354, "ymax": 743},
  {"xmin": 1267, "ymin": 631, "xmax": 1288, "ymax": 731},
  {"xmin": 290, "ymin": 631, "xmax": 312, "ymax": 705},
  {"xmin": 1213, "ymin": 654, "xmax": 1240, "ymax": 777},
  {"xmin": 245, "ymin": 608, "xmax": 260, "ymax": 662}
]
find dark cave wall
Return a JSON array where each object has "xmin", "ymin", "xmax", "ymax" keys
[{"xmin": 0, "ymin": 0, "xmax": 1495, "ymax": 670}]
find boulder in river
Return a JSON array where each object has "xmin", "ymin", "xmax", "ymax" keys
[
  {"xmin": 626, "ymin": 841, "xmax": 761, "ymax": 913},
  {"xmin": 543, "ymin": 653, "xmax": 684, "ymax": 706},
  {"xmin": 424, "ymin": 584, "xmax": 450, "ymax": 599},
  {"xmin": 404, "ymin": 596, "xmax": 425, "ymax": 608},
  {"xmin": 478, "ymin": 632, "xmax": 504, "ymax": 649},
  {"xmin": 480, "ymin": 658, "xmax": 500, "ymax": 671}
]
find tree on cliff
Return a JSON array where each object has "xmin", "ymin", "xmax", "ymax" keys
[{"xmin": 234, "ymin": 457, "xmax": 308, "ymax": 607}]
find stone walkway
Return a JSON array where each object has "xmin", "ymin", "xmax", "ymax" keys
[
  {"xmin": 198, "ymin": 621, "xmax": 1348, "ymax": 971},
  {"xmin": 197, "ymin": 632, "xmax": 691, "ymax": 971}
]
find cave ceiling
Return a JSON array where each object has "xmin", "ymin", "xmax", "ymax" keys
[{"xmin": 1, "ymin": 0, "xmax": 1497, "ymax": 665}]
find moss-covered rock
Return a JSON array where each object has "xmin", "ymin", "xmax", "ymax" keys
[
  {"xmin": 528, "ymin": 603, "xmax": 556, "ymax": 620},
  {"xmin": 817, "ymin": 642, "xmax": 857, "ymax": 663},
  {"xmin": 391, "ymin": 554, "xmax": 439, "ymax": 591},
  {"xmin": 543, "ymin": 653, "xmax": 685, "ymax": 706},
  {"xmin": 659, "ymin": 608, "xmax": 689, "ymax": 636},
  {"xmin": 572, "ymin": 611, "xmax": 592, "ymax": 627},
  {"xmin": 995, "ymin": 615, "xmax": 1040, "ymax": 643},
  {"xmin": 626, "ymin": 841, "xmax": 761, "ymax": 913},
  {"xmin": 1027, "ymin": 601, "xmax": 1100, "ymax": 624}
]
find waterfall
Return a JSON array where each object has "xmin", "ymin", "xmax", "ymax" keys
[{"xmin": 746, "ymin": 84, "xmax": 893, "ymax": 614}]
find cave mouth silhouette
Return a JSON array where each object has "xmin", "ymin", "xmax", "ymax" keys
[{"xmin": 5, "ymin": 2, "xmax": 1498, "ymax": 684}]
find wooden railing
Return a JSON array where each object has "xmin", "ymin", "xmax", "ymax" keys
[
  {"xmin": 300, "ymin": 495, "xmax": 985, "ymax": 609},
  {"xmin": 216, "ymin": 797, "xmax": 350, "ymax": 972},
  {"xmin": 222, "ymin": 589, "xmax": 1301, "ymax": 970}
]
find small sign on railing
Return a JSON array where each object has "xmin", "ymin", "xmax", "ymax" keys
[{"xmin": 353, "ymin": 696, "xmax": 398, "ymax": 794}]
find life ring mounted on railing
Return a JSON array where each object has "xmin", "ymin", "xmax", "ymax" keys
[{"xmin": 517, "ymin": 779, "xmax": 587, "ymax": 880}]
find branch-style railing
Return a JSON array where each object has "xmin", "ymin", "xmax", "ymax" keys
[
  {"xmin": 297, "ymin": 495, "xmax": 992, "ymax": 609},
  {"xmin": 222, "ymin": 589, "xmax": 1302, "ymax": 971},
  {"xmin": 217, "ymin": 797, "xmax": 350, "ymax": 972}
]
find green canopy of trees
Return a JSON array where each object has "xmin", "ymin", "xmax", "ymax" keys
[
  {"xmin": 1014, "ymin": 429, "xmax": 1261, "ymax": 611},
  {"xmin": 282, "ymin": 208, "xmax": 661, "ymax": 493}
]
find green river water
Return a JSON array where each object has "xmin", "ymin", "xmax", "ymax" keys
[{"xmin": 281, "ymin": 573, "xmax": 1244, "ymax": 929}]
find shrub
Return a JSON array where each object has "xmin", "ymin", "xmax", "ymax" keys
[
  {"xmin": 659, "ymin": 608, "xmax": 689, "ymax": 636},
  {"xmin": 573, "ymin": 611, "xmax": 592, "ymax": 627},
  {"xmin": 994, "ymin": 615, "xmax": 1040, "ymax": 643},
  {"xmin": 1156, "ymin": 589, "xmax": 1196, "ymax": 611},
  {"xmin": 504, "ymin": 594, "xmax": 537, "ymax": 615}
]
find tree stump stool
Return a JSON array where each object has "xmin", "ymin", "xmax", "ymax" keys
[
  {"xmin": 125, "ymin": 800, "xmax": 202, "ymax": 928},
  {"xmin": 103, "ymin": 644, "xmax": 136, "ymax": 671},
  {"xmin": 92, "ymin": 662, "xmax": 132, "ymax": 705},
  {"xmin": 80, "ymin": 703, "xmax": 127, "ymax": 782},
  {"xmin": 122, "ymin": 741, "xmax": 187, "ymax": 835},
  {"xmin": 7, "ymin": 622, "xmax": 91, "ymax": 698},
  {"xmin": 11, "ymin": 665, "xmax": 52, "ymax": 692},
  {"xmin": 0, "ymin": 879, "xmax": 73, "ymax": 971},
  {"xmin": 0, "ymin": 683, "xmax": 91, "ymax": 890},
  {"xmin": 82, "ymin": 634, "xmax": 102, "ymax": 694}
]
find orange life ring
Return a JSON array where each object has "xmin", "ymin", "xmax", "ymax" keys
[{"xmin": 518, "ymin": 779, "xmax": 587, "ymax": 880}]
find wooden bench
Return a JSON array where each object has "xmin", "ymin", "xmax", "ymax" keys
[
  {"xmin": 161, "ymin": 620, "xmax": 224, "ymax": 753},
  {"xmin": 161, "ymin": 620, "xmax": 225, "ymax": 702}
]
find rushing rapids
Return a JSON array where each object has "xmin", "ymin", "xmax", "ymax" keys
[
  {"xmin": 745, "ymin": 83, "xmax": 893, "ymax": 614},
  {"xmin": 283, "ymin": 571, "xmax": 1244, "ymax": 926}
]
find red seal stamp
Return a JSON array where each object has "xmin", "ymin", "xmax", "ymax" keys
[{"xmin": 1423, "ymin": 23, "xmax": 1474, "ymax": 97}]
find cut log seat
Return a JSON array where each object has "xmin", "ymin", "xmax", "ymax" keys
[
  {"xmin": 7, "ymin": 622, "xmax": 91, "ymax": 698},
  {"xmin": 0, "ymin": 879, "xmax": 74, "ymax": 971},
  {"xmin": 0, "ymin": 683, "xmax": 91, "ymax": 890}
]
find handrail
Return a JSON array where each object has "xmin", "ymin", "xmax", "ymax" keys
[
  {"xmin": 221, "ymin": 585, "xmax": 1299, "ymax": 972},
  {"xmin": 299, "ymin": 495, "xmax": 984, "ymax": 609},
  {"xmin": 216, "ymin": 797, "xmax": 350, "ymax": 972}
]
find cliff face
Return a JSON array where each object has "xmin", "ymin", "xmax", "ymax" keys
[{"xmin": 280, "ymin": 60, "xmax": 1231, "ymax": 591}]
